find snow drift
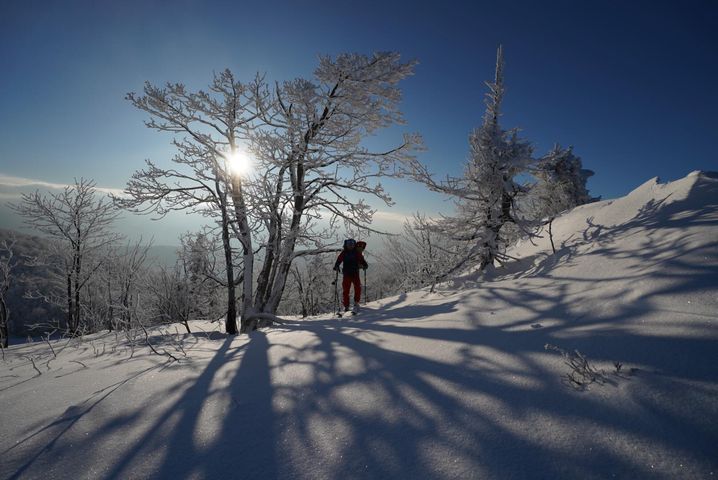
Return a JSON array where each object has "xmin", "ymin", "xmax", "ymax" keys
[{"xmin": 1, "ymin": 172, "xmax": 717, "ymax": 479}]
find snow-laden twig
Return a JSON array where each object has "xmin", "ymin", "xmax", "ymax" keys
[
  {"xmin": 545, "ymin": 344, "xmax": 606, "ymax": 390},
  {"xmin": 27, "ymin": 356, "xmax": 42, "ymax": 376},
  {"xmin": 43, "ymin": 333, "xmax": 57, "ymax": 358},
  {"xmin": 137, "ymin": 321, "xmax": 178, "ymax": 362}
]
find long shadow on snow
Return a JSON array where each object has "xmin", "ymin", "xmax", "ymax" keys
[
  {"xmin": 263, "ymin": 176, "xmax": 718, "ymax": 477},
  {"xmin": 7, "ymin": 175, "xmax": 717, "ymax": 479},
  {"xmin": 5, "ymin": 365, "xmax": 160, "ymax": 480},
  {"xmin": 103, "ymin": 333, "xmax": 278, "ymax": 480},
  {"xmin": 4, "ymin": 333, "xmax": 280, "ymax": 480},
  {"xmin": 273, "ymin": 315, "xmax": 707, "ymax": 479}
]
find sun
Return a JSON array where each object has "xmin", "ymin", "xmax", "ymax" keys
[{"xmin": 224, "ymin": 148, "xmax": 253, "ymax": 176}]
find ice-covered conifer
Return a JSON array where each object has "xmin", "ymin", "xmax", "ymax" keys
[
  {"xmin": 532, "ymin": 144, "xmax": 595, "ymax": 215},
  {"xmin": 529, "ymin": 144, "xmax": 597, "ymax": 252},
  {"xmin": 406, "ymin": 46, "xmax": 533, "ymax": 276}
]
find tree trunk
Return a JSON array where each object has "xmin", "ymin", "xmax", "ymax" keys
[
  {"xmin": 121, "ymin": 288, "xmax": 130, "ymax": 326},
  {"xmin": 264, "ymin": 223, "xmax": 299, "ymax": 313},
  {"xmin": 229, "ymin": 177, "xmax": 255, "ymax": 333},
  {"xmin": 219, "ymin": 204, "xmax": 238, "ymax": 335},
  {"xmin": 263, "ymin": 176, "xmax": 306, "ymax": 314},
  {"xmin": 106, "ymin": 271, "xmax": 113, "ymax": 331},
  {"xmin": 254, "ymin": 226, "xmax": 278, "ymax": 311},
  {"xmin": 548, "ymin": 217, "xmax": 557, "ymax": 254},
  {"xmin": 74, "ymin": 247, "xmax": 82, "ymax": 334},
  {"xmin": 66, "ymin": 272, "xmax": 74, "ymax": 334},
  {"xmin": 239, "ymin": 245, "xmax": 254, "ymax": 333},
  {"xmin": 0, "ymin": 296, "xmax": 8, "ymax": 348},
  {"xmin": 254, "ymin": 166, "xmax": 287, "ymax": 310}
]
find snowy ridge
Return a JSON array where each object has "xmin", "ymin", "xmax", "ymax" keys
[{"xmin": 1, "ymin": 172, "xmax": 717, "ymax": 479}]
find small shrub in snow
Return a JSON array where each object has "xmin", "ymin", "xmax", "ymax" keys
[
  {"xmin": 613, "ymin": 361, "xmax": 623, "ymax": 374},
  {"xmin": 545, "ymin": 343, "xmax": 606, "ymax": 390}
]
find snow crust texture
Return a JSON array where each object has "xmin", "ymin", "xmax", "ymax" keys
[{"xmin": 1, "ymin": 172, "xmax": 717, "ymax": 479}]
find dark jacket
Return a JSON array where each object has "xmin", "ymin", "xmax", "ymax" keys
[{"xmin": 334, "ymin": 249, "xmax": 368, "ymax": 276}]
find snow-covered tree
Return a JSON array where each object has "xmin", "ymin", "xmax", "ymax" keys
[
  {"xmin": 120, "ymin": 52, "xmax": 421, "ymax": 333},
  {"xmin": 530, "ymin": 144, "xmax": 596, "ymax": 252},
  {"xmin": 84, "ymin": 240, "xmax": 150, "ymax": 332},
  {"xmin": 146, "ymin": 263, "xmax": 194, "ymax": 334},
  {"xmin": 139, "ymin": 233, "xmax": 223, "ymax": 334},
  {"xmin": 0, "ymin": 237, "xmax": 17, "ymax": 348},
  {"xmin": 248, "ymin": 52, "xmax": 422, "ymax": 320},
  {"xmin": 116, "ymin": 70, "xmax": 256, "ymax": 334},
  {"xmin": 281, "ymin": 254, "xmax": 335, "ymax": 317},
  {"xmin": 532, "ymin": 144, "xmax": 595, "ymax": 213},
  {"xmin": 11, "ymin": 179, "xmax": 121, "ymax": 335},
  {"xmin": 406, "ymin": 46, "xmax": 533, "ymax": 276},
  {"xmin": 177, "ymin": 231, "xmax": 223, "ymax": 322},
  {"xmin": 109, "ymin": 240, "xmax": 152, "ymax": 330},
  {"xmin": 380, "ymin": 213, "xmax": 460, "ymax": 292}
]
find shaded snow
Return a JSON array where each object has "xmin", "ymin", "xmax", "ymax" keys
[{"xmin": 1, "ymin": 172, "xmax": 717, "ymax": 479}]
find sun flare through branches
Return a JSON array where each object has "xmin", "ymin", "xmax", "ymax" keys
[{"xmin": 223, "ymin": 148, "xmax": 253, "ymax": 177}]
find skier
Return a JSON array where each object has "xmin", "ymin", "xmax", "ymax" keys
[{"xmin": 334, "ymin": 238, "xmax": 368, "ymax": 314}]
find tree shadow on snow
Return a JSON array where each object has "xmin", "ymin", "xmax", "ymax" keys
[{"xmin": 5, "ymin": 176, "xmax": 717, "ymax": 479}]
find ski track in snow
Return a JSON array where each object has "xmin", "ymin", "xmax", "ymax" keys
[{"xmin": 1, "ymin": 172, "xmax": 717, "ymax": 479}]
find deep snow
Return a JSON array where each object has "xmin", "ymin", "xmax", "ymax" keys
[{"xmin": 1, "ymin": 172, "xmax": 717, "ymax": 479}]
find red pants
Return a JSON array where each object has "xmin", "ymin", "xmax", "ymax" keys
[{"xmin": 342, "ymin": 274, "xmax": 361, "ymax": 307}]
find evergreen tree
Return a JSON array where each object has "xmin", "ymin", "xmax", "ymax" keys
[
  {"xmin": 530, "ymin": 144, "xmax": 597, "ymax": 252},
  {"xmin": 407, "ymin": 46, "xmax": 533, "ymax": 276}
]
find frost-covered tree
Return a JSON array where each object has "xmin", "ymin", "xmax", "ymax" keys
[
  {"xmin": 108, "ymin": 240, "xmax": 152, "ymax": 330},
  {"xmin": 530, "ymin": 144, "xmax": 596, "ymax": 252},
  {"xmin": 281, "ymin": 254, "xmax": 334, "ymax": 317},
  {"xmin": 248, "ymin": 52, "xmax": 422, "ymax": 320},
  {"xmin": 11, "ymin": 179, "xmax": 121, "ymax": 335},
  {"xmin": 406, "ymin": 46, "xmax": 533, "ymax": 276},
  {"xmin": 120, "ymin": 52, "xmax": 421, "ymax": 333},
  {"xmin": 84, "ymin": 240, "xmax": 150, "ymax": 332},
  {"xmin": 146, "ymin": 264, "xmax": 194, "ymax": 334},
  {"xmin": 142, "ymin": 233, "xmax": 222, "ymax": 334},
  {"xmin": 177, "ymin": 231, "xmax": 223, "ymax": 322},
  {"xmin": 532, "ymin": 144, "xmax": 595, "ymax": 212},
  {"xmin": 0, "ymin": 237, "xmax": 17, "ymax": 348},
  {"xmin": 116, "ymin": 70, "xmax": 255, "ymax": 334},
  {"xmin": 380, "ymin": 213, "xmax": 460, "ymax": 292}
]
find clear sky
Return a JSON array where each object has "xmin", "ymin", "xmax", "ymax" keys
[{"xmin": 1, "ymin": 0, "xmax": 716, "ymax": 243}]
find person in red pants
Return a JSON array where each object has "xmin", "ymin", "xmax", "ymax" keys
[{"xmin": 333, "ymin": 238, "xmax": 368, "ymax": 313}]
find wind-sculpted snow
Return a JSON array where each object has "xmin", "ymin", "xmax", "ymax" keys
[{"xmin": 1, "ymin": 172, "xmax": 717, "ymax": 479}]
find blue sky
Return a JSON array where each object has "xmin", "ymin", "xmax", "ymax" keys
[{"xmin": 1, "ymin": 0, "xmax": 716, "ymax": 243}]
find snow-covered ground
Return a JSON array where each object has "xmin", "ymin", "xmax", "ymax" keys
[{"xmin": 2, "ymin": 172, "xmax": 717, "ymax": 479}]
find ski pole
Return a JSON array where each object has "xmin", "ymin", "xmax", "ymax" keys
[
  {"xmin": 363, "ymin": 268, "xmax": 367, "ymax": 304},
  {"xmin": 333, "ymin": 269, "xmax": 339, "ymax": 314}
]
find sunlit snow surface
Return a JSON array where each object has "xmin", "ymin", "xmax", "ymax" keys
[{"xmin": 2, "ymin": 172, "xmax": 717, "ymax": 479}]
